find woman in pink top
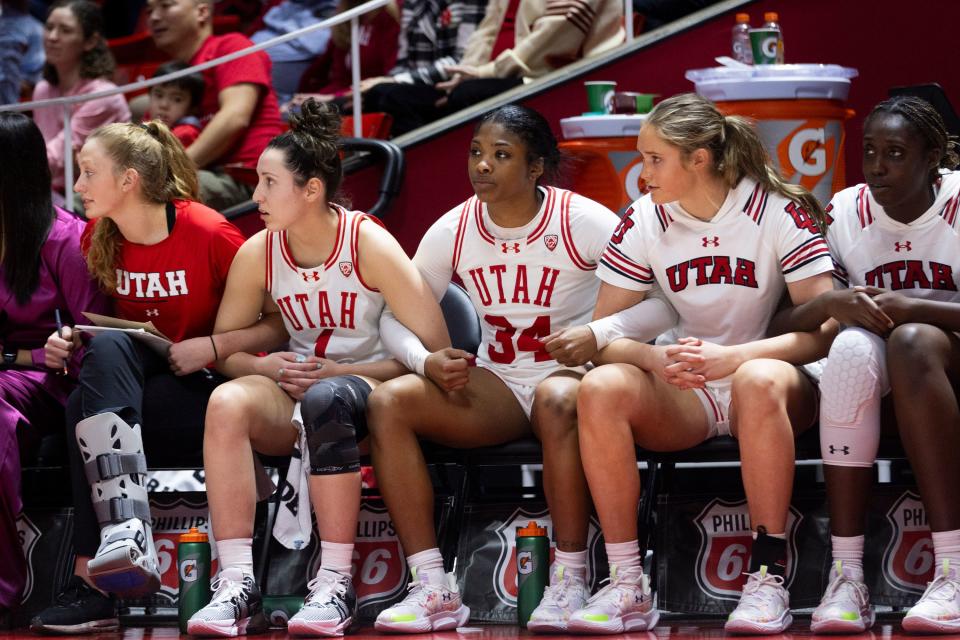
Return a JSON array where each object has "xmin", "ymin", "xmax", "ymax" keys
[{"xmin": 32, "ymin": 0, "xmax": 130, "ymax": 195}]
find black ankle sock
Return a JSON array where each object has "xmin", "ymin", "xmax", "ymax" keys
[{"xmin": 749, "ymin": 526, "xmax": 787, "ymax": 577}]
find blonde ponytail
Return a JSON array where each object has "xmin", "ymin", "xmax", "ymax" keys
[
  {"xmin": 646, "ymin": 93, "xmax": 825, "ymax": 230},
  {"xmin": 84, "ymin": 120, "xmax": 200, "ymax": 291},
  {"xmin": 719, "ymin": 116, "xmax": 824, "ymax": 227}
]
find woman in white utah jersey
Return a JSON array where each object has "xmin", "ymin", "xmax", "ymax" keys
[
  {"xmin": 567, "ymin": 93, "xmax": 838, "ymax": 636},
  {"xmin": 780, "ymin": 96, "xmax": 960, "ymax": 634},
  {"xmin": 188, "ymin": 99, "xmax": 450, "ymax": 638},
  {"xmin": 365, "ymin": 105, "xmax": 677, "ymax": 634}
]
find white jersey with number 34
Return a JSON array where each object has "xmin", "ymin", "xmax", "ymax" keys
[{"xmin": 414, "ymin": 186, "xmax": 620, "ymax": 386}]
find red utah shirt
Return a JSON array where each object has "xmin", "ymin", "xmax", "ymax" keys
[{"xmin": 83, "ymin": 200, "xmax": 245, "ymax": 343}]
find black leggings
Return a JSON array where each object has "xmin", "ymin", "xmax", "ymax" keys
[{"xmin": 66, "ymin": 332, "xmax": 222, "ymax": 556}]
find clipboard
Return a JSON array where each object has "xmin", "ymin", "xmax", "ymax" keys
[{"xmin": 74, "ymin": 311, "xmax": 173, "ymax": 356}]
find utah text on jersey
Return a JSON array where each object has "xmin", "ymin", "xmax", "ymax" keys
[{"xmin": 114, "ymin": 269, "xmax": 189, "ymax": 298}]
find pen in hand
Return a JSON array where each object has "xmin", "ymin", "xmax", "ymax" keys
[{"xmin": 54, "ymin": 308, "xmax": 68, "ymax": 375}]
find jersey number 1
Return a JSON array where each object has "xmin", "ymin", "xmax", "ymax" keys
[
  {"xmin": 485, "ymin": 314, "xmax": 552, "ymax": 364},
  {"xmin": 314, "ymin": 329, "xmax": 334, "ymax": 358}
]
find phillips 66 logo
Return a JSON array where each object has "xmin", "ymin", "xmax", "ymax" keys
[
  {"xmin": 309, "ymin": 502, "xmax": 407, "ymax": 607},
  {"xmin": 694, "ymin": 498, "xmax": 800, "ymax": 601},
  {"xmin": 149, "ymin": 496, "xmax": 217, "ymax": 606},
  {"xmin": 882, "ymin": 491, "xmax": 934, "ymax": 593}
]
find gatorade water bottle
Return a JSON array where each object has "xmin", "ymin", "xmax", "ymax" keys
[
  {"xmin": 762, "ymin": 12, "xmax": 785, "ymax": 63},
  {"xmin": 516, "ymin": 521, "xmax": 549, "ymax": 627},
  {"xmin": 178, "ymin": 527, "xmax": 212, "ymax": 633},
  {"xmin": 731, "ymin": 13, "xmax": 753, "ymax": 64}
]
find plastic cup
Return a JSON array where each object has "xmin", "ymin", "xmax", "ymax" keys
[
  {"xmin": 749, "ymin": 28, "xmax": 780, "ymax": 65},
  {"xmin": 585, "ymin": 81, "xmax": 617, "ymax": 114},
  {"xmin": 635, "ymin": 93, "xmax": 658, "ymax": 114},
  {"xmin": 610, "ymin": 92, "xmax": 658, "ymax": 114}
]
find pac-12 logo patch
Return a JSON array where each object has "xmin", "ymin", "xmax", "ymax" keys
[
  {"xmin": 339, "ymin": 262, "xmax": 353, "ymax": 277},
  {"xmin": 544, "ymin": 235, "xmax": 558, "ymax": 251},
  {"xmin": 694, "ymin": 498, "xmax": 800, "ymax": 601},
  {"xmin": 883, "ymin": 491, "xmax": 933, "ymax": 593}
]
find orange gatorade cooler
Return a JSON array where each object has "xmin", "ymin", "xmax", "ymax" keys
[
  {"xmin": 558, "ymin": 114, "xmax": 647, "ymax": 214},
  {"xmin": 687, "ymin": 64, "xmax": 858, "ymax": 206}
]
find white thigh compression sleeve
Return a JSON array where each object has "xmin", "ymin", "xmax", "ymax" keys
[{"xmin": 819, "ymin": 327, "xmax": 890, "ymax": 467}]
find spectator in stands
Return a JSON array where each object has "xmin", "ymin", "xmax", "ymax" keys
[
  {"xmin": 283, "ymin": 0, "xmax": 400, "ymax": 115},
  {"xmin": 147, "ymin": 0, "xmax": 285, "ymax": 211},
  {"xmin": 0, "ymin": 112, "xmax": 108, "ymax": 628},
  {"xmin": 187, "ymin": 98, "xmax": 449, "ymax": 638},
  {"xmin": 0, "ymin": 0, "xmax": 45, "ymax": 105},
  {"xmin": 29, "ymin": 121, "xmax": 283, "ymax": 634},
  {"xmin": 360, "ymin": 0, "xmax": 486, "ymax": 135},
  {"xmin": 250, "ymin": 0, "xmax": 339, "ymax": 105},
  {"xmin": 367, "ymin": 0, "xmax": 624, "ymax": 136},
  {"xmin": 791, "ymin": 96, "xmax": 960, "ymax": 634},
  {"xmin": 32, "ymin": 0, "xmax": 130, "ymax": 200},
  {"xmin": 148, "ymin": 61, "xmax": 205, "ymax": 148},
  {"xmin": 567, "ymin": 93, "xmax": 836, "ymax": 635},
  {"xmin": 366, "ymin": 104, "xmax": 676, "ymax": 633}
]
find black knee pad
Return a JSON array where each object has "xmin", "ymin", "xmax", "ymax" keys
[{"xmin": 301, "ymin": 376, "xmax": 371, "ymax": 475}]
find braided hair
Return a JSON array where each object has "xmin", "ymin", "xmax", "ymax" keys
[{"xmin": 865, "ymin": 96, "xmax": 959, "ymax": 183}]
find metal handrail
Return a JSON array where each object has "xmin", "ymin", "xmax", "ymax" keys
[
  {"xmin": 0, "ymin": 0, "xmax": 650, "ymax": 210},
  {"xmin": 0, "ymin": 0, "xmax": 390, "ymax": 209}
]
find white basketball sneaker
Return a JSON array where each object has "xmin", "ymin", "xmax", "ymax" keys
[
  {"xmin": 724, "ymin": 566, "xmax": 792, "ymax": 634},
  {"xmin": 374, "ymin": 567, "xmax": 469, "ymax": 633},
  {"xmin": 902, "ymin": 560, "xmax": 960, "ymax": 633},
  {"xmin": 527, "ymin": 564, "xmax": 588, "ymax": 633},
  {"xmin": 811, "ymin": 561, "xmax": 874, "ymax": 633},
  {"xmin": 567, "ymin": 565, "xmax": 659, "ymax": 634}
]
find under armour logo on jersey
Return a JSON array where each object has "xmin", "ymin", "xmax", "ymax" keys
[
  {"xmin": 339, "ymin": 262, "xmax": 353, "ymax": 277},
  {"xmin": 442, "ymin": 593, "xmax": 452, "ymax": 602},
  {"xmin": 544, "ymin": 234, "xmax": 558, "ymax": 251},
  {"xmin": 145, "ymin": 309, "xmax": 159, "ymax": 317},
  {"xmin": 828, "ymin": 444, "xmax": 850, "ymax": 455},
  {"xmin": 501, "ymin": 242, "xmax": 520, "ymax": 254},
  {"xmin": 895, "ymin": 241, "xmax": 912, "ymax": 252},
  {"xmin": 702, "ymin": 236, "xmax": 720, "ymax": 247},
  {"xmin": 302, "ymin": 271, "xmax": 321, "ymax": 282}
]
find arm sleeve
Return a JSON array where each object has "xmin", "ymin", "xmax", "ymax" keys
[
  {"xmin": 379, "ymin": 215, "xmax": 457, "ymax": 371},
  {"xmin": 586, "ymin": 286, "xmax": 677, "ymax": 349},
  {"xmin": 567, "ymin": 198, "xmax": 676, "ymax": 347},
  {"xmin": 775, "ymin": 200, "xmax": 834, "ymax": 283}
]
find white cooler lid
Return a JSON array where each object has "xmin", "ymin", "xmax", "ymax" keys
[
  {"xmin": 685, "ymin": 64, "xmax": 858, "ymax": 102},
  {"xmin": 560, "ymin": 114, "xmax": 648, "ymax": 139}
]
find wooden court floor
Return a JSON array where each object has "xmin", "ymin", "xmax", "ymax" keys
[{"xmin": 2, "ymin": 616, "xmax": 958, "ymax": 640}]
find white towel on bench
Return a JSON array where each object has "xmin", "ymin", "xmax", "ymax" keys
[{"xmin": 272, "ymin": 401, "xmax": 313, "ymax": 550}]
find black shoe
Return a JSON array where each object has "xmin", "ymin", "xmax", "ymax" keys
[{"xmin": 29, "ymin": 576, "xmax": 119, "ymax": 635}]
